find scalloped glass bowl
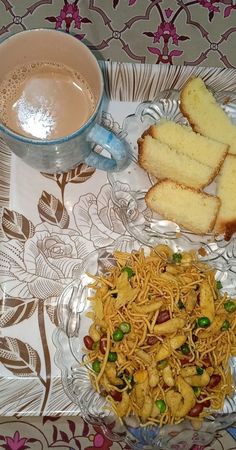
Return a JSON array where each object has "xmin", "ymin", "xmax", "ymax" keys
[
  {"xmin": 54, "ymin": 238, "xmax": 236, "ymax": 450},
  {"xmin": 108, "ymin": 89, "xmax": 236, "ymax": 274}
]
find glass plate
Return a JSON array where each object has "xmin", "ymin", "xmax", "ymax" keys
[
  {"xmin": 108, "ymin": 89, "xmax": 236, "ymax": 273},
  {"xmin": 54, "ymin": 238, "xmax": 236, "ymax": 450}
]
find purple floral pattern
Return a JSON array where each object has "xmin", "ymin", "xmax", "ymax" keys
[
  {"xmin": 0, "ymin": 418, "xmax": 235, "ymax": 449},
  {"xmin": 4, "ymin": 431, "xmax": 27, "ymax": 450},
  {"xmin": 144, "ymin": 16, "xmax": 190, "ymax": 65},
  {"xmin": 0, "ymin": 0, "xmax": 235, "ymax": 67},
  {"xmin": 45, "ymin": 0, "xmax": 91, "ymax": 39},
  {"xmin": 0, "ymin": 419, "xmax": 131, "ymax": 450}
]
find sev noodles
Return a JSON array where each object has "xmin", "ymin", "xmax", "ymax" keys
[{"xmin": 83, "ymin": 245, "xmax": 236, "ymax": 426}]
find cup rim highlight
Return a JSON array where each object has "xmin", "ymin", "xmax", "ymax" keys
[{"xmin": 0, "ymin": 28, "xmax": 104, "ymax": 146}]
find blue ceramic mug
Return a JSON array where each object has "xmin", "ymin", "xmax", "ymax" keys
[{"xmin": 0, "ymin": 29, "xmax": 130, "ymax": 173}]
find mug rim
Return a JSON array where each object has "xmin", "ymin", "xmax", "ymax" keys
[{"xmin": 0, "ymin": 28, "xmax": 104, "ymax": 146}]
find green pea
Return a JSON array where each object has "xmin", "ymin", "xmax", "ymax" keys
[
  {"xmin": 155, "ymin": 399, "xmax": 166, "ymax": 413},
  {"xmin": 92, "ymin": 359, "xmax": 101, "ymax": 373},
  {"xmin": 216, "ymin": 280, "xmax": 223, "ymax": 289},
  {"xmin": 196, "ymin": 366, "xmax": 204, "ymax": 375},
  {"xmin": 172, "ymin": 253, "xmax": 182, "ymax": 263},
  {"xmin": 221, "ymin": 319, "xmax": 230, "ymax": 331},
  {"xmin": 178, "ymin": 300, "xmax": 185, "ymax": 310},
  {"xmin": 113, "ymin": 329, "xmax": 124, "ymax": 342},
  {"xmin": 157, "ymin": 359, "xmax": 168, "ymax": 370},
  {"xmin": 181, "ymin": 343, "xmax": 190, "ymax": 355},
  {"xmin": 119, "ymin": 322, "xmax": 131, "ymax": 334},
  {"xmin": 108, "ymin": 351, "xmax": 117, "ymax": 362},
  {"xmin": 197, "ymin": 317, "xmax": 211, "ymax": 328},
  {"xmin": 126, "ymin": 374, "xmax": 134, "ymax": 383},
  {"xmin": 121, "ymin": 266, "xmax": 134, "ymax": 278},
  {"xmin": 193, "ymin": 386, "xmax": 201, "ymax": 397},
  {"xmin": 224, "ymin": 301, "xmax": 236, "ymax": 313}
]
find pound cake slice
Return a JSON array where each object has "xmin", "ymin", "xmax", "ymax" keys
[
  {"xmin": 214, "ymin": 155, "xmax": 236, "ymax": 239},
  {"xmin": 180, "ymin": 77, "xmax": 236, "ymax": 155},
  {"xmin": 145, "ymin": 179, "xmax": 221, "ymax": 234},
  {"xmin": 148, "ymin": 120, "xmax": 228, "ymax": 170},
  {"xmin": 138, "ymin": 134, "xmax": 218, "ymax": 189}
]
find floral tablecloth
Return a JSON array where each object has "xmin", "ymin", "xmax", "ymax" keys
[
  {"xmin": 0, "ymin": 0, "xmax": 236, "ymax": 68},
  {"xmin": 1, "ymin": 62, "xmax": 236, "ymax": 449},
  {"xmin": 1, "ymin": 416, "xmax": 236, "ymax": 450}
]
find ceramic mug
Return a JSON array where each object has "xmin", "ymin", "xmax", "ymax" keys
[{"xmin": 0, "ymin": 29, "xmax": 130, "ymax": 173}]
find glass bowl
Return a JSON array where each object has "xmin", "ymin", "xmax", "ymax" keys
[
  {"xmin": 53, "ymin": 238, "xmax": 236, "ymax": 450},
  {"xmin": 107, "ymin": 89, "xmax": 236, "ymax": 274}
]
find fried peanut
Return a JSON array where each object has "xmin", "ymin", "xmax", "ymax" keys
[
  {"xmin": 89, "ymin": 323, "xmax": 101, "ymax": 341},
  {"xmin": 105, "ymin": 363, "xmax": 121, "ymax": 386},
  {"xmin": 180, "ymin": 366, "xmax": 197, "ymax": 378},
  {"xmin": 185, "ymin": 370, "xmax": 210, "ymax": 387},
  {"xmin": 154, "ymin": 318, "xmax": 185, "ymax": 335},
  {"xmin": 115, "ymin": 272, "xmax": 139, "ymax": 308},
  {"xmin": 151, "ymin": 402, "xmax": 161, "ymax": 418},
  {"xmin": 159, "ymin": 272, "xmax": 179, "ymax": 284},
  {"xmin": 117, "ymin": 353, "xmax": 127, "ymax": 366},
  {"xmin": 116, "ymin": 391, "xmax": 130, "ymax": 417},
  {"xmin": 134, "ymin": 378, "xmax": 148, "ymax": 408},
  {"xmin": 176, "ymin": 376, "xmax": 196, "ymax": 418},
  {"xmin": 185, "ymin": 291, "xmax": 198, "ymax": 313},
  {"xmin": 163, "ymin": 365, "xmax": 174, "ymax": 387},
  {"xmin": 135, "ymin": 349, "xmax": 152, "ymax": 365},
  {"xmin": 140, "ymin": 395, "xmax": 153, "ymax": 422},
  {"xmin": 166, "ymin": 265, "xmax": 181, "ymax": 274},
  {"xmin": 200, "ymin": 281, "xmax": 215, "ymax": 322},
  {"xmin": 134, "ymin": 300, "xmax": 162, "ymax": 314},
  {"xmin": 156, "ymin": 335, "xmax": 186, "ymax": 362},
  {"xmin": 166, "ymin": 390, "xmax": 182, "ymax": 416},
  {"xmin": 147, "ymin": 365, "xmax": 159, "ymax": 387}
]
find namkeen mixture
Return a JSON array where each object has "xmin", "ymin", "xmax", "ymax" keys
[{"xmin": 83, "ymin": 245, "xmax": 236, "ymax": 426}]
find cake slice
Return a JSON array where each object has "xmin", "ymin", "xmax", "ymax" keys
[
  {"xmin": 214, "ymin": 155, "xmax": 236, "ymax": 239},
  {"xmin": 148, "ymin": 120, "xmax": 228, "ymax": 170},
  {"xmin": 138, "ymin": 134, "xmax": 218, "ymax": 189},
  {"xmin": 180, "ymin": 77, "xmax": 236, "ymax": 155},
  {"xmin": 145, "ymin": 179, "xmax": 221, "ymax": 234}
]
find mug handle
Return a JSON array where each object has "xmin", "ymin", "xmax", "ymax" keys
[{"xmin": 85, "ymin": 123, "xmax": 130, "ymax": 172}]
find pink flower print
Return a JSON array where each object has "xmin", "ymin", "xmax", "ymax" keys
[
  {"xmin": 148, "ymin": 46, "xmax": 183, "ymax": 64},
  {"xmin": 153, "ymin": 22, "xmax": 180, "ymax": 45},
  {"xmin": 5, "ymin": 431, "xmax": 27, "ymax": 450},
  {"xmin": 165, "ymin": 8, "xmax": 173, "ymax": 18},
  {"xmin": 56, "ymin": 4, "xmax": 82, "ymax": 31},
  {"xmin": 144, "ymin": 22, "xmax": 189, "ymax": 47},
  {"xmin": 224, "ymin": 3, "xmax": 236, "ymax": 17},
  {"xmin": 199, "ymin": 0, "xmax": 220, "ymax": 13},
  {"xmin": 45, "ymin": 0, "xmax": 91, "ymax": 34},
  {"xmin": 199, "ymin": 0, "xmax": 220, "ymax": 20},
  {"xmin": 84, "ymin": 430, "xmax": 113, "ymax": 449}
]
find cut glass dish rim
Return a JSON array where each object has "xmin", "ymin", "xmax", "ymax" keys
[{"xmin": 54, "ymin": 238, "xmax": 236, "ymax": 450}]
